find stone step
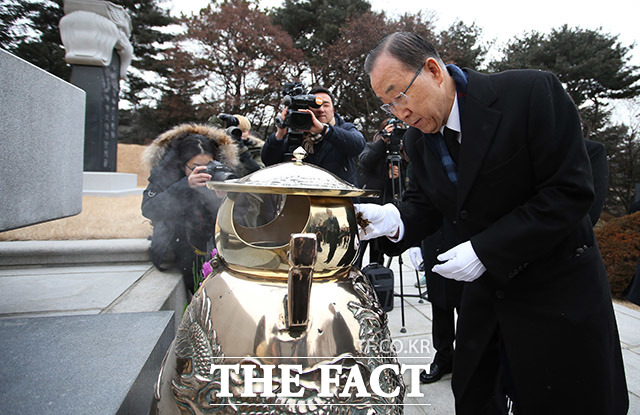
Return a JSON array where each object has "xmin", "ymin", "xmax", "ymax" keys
[
  {"xmin": 0, "ymin": 238, "xmax": 151, "ymax": 266},
  {"xmin": 103, "ymin": 265, "xmax": 187, "ymax": 335},
  {"xmin": 0, "ymin": 311, "xmax": 174, "ymax": 415},
  {"xmin": 82, "ymin": 172, "xmax": 143, "ymax": 197}
]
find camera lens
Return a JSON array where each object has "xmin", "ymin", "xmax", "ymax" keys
[
  {"xmin": 289, "ymin": 111, "xmax": 313, "ymax": 131},
  {"xmin": 204, "ymin": 160, "xmax": 238, "ymax": 181}
]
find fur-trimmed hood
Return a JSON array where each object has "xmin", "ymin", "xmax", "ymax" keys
[{"xmin": 142, "ymin": 123, "xmax": 240, "ymax": 170}]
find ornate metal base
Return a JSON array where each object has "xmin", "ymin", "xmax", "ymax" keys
[{"xmin": 152, "ymin": 268, "xmax": 405, "ymax": 414}]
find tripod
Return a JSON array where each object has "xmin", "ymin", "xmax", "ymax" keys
[{"xmin": 385, "ymin": 153, "xmax": 427, "ymax": 334}]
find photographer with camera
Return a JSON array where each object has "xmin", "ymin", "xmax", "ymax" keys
[
  {"xmin": 261, "ymin": 85, "xmax": 365, "ymax": 186},
  {"xmin": 141, "ymin": 123, "xmax": 239, "ymax": 294},
  {"xmin": 213, "ymin": 113, "xmax": 264, "ymax": 177},
  {"xmin": 356, "ymin": 118, "xmax": 409, "ymax": 265}
]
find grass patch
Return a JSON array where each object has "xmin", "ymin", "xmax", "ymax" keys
[{"xmin": 0, "ymin": 144, "xmax": 152, "ymax": 241}]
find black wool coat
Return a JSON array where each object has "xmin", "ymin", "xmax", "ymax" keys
[{"xmin": 389, "ymin": 69, "xmax": 628, "ymax": 414}]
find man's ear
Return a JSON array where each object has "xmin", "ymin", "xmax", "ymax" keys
[{"xmin": 425, "ymin": 58, "xmax": 443, "ymax": 82}]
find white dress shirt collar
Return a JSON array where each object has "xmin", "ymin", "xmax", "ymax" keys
[{"xmin": 440, "ymin": 95, "xmax": 462, "ymax": 143}]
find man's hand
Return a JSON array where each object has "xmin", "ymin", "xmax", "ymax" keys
[
  {"xmin": 297, "ymin": 109, "xmax": 324, "ymax": 135},
  {"xmin": 388, "ymin": 164, "xmax": 399, "ymax": 179},
  {"xmin": 431, "ymin": 240, "xmax": 486, "ymax": 282},
  {"xmin": 274, "ymin": 107, "xmax": 289, "ymax": 140},
  {"xmin": 354, "ymin": 203, "xmax": 402, "ymax": 241}
]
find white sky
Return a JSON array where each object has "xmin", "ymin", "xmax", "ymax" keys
[{"xmin": 168, "ymin": 0, "xmax": 640, "ymax": 67}]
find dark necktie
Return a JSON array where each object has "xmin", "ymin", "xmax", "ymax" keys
[{"xmin": 444, "ymin": 127, "xmax": 460, "ymax": 165}]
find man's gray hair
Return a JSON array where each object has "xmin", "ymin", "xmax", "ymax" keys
[{"xmin": 364, "ymin": 32, "xmax": 444, "ymax": 74}]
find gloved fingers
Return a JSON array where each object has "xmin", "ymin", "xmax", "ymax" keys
[
  {"xmin": 354, "ymin": 204, "xmax": 370, "ymax": 238},
  {"xmin": 456, "ymin": 262, "xmax": 486, "ymax": 282},
  {"xmin": 354, "ymin": 203, "xmax": 400, "ymax": 239},
  {"xmin": 433, "ymin": 260, "xmax": 486, "ymax": 281},
  {"xmin": 381, "ymin": 203, "xmax": 401, "ymax": 222},
  {"xmin": 432, "ymin": 242, "xmax": 487, "ymax": 282},
  {"xmin": 408, "ymin": 247, "xmax": 423, "ymax": 269},
  {"xmin": 408, "ymin": 247, "xmax": 421, "ymax": 255},
  {"xmin": 358, "ymin": 223, "xmax": 382, "ymax": 241},
  {"xmin": 354, "ymin": 204, "xmax": 379, "ymax": 234},
  {"xmin": 459, "ymin": 269, "xmax": 482, "ymax": 282},
  {"xmin": 431, "ymin": 260, "xmax": 457, "ymax": 278},
  {"xmin": 436, "ymin": 249, "xmax": 456, "ymax": 262},
  {"xmin": 456, "ymin": 259, "xmax": 480, "ymax": 274}
]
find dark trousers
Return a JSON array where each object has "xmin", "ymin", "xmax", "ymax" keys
[
  {"xmin": 454, "ymin": 327, "xmax": 512, "ymax": 415},
  {"xmin": 432, "ymin": 303, "xmax": 456, "ymax": 365}
]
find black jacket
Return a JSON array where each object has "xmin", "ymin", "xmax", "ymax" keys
[
  {"xmin": 261, "ymin": 113, "xmax": 365, "ymax": 185},
  {"xmin": 357, "ymin": 138, "xmax": 408, "ymax": 205}
]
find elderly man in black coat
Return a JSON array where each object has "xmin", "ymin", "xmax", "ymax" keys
[{"xmin": 356, "ymin": 32, "xmax": 628, "ymax": 414}]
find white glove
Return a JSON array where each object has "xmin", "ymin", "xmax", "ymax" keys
[
  {"xmin": 354, "ymin": 203, "xmax": 402, "ymax": 241},
  {"xmin": 432, "ymin": 240, "xmax": 486, "ymax": 282},
  {"xmin": 408, "ymin": 247, "xmax": 423, "ymax": 270}
]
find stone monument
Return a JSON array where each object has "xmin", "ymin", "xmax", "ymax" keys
[
  {"xmin": 59, "ymin": 0, "xmax": 133, "ymax": 172},
  {"xmin": 0, "ymin": 50, "xmax": 85, "ymax": 231}
]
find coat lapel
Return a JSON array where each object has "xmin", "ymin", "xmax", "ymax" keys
[{"xmin": 457, "ymin": 70, "xmax": 502, "ymax": 210}]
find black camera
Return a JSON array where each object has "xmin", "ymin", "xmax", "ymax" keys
[
  {"xmin": 225, "ymin": 126, "xmax": 243, "ymax": 142},
  {"xmin": 202, "ymin": 160, "xmax": 238, "ymax": 182},
  {"xmin": 275, "ymin": 82, "xmax": 323, "ymax": 132},
  {"xmin": 218, "ymin": 113, "xmax": 239, "ymax": 127},
  {"xmin": 216, "ymin": 113, "xmax": 244, "ymax": 146},
  {"xmin": 275, "ymin": 82, "xmax": 323, "ymax": 155},
  {"xmin": 385, "ymin": 118, "xmax": 408, "ymax": 156}
]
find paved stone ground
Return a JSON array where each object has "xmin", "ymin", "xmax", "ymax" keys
[
  {"xmin": 0, "ymin": 263, "xmax": 151, "ymax": 317},
  {"xmin": 0, "ymin": 242, "xmax": 638, "ymax": 413}
]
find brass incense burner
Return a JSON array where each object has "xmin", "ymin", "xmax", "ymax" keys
[{"xmin": 152, "ymin": 150, "xmax": 405, "ymax": 414}]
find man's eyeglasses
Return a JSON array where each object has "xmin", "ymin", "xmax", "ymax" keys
[{"xmin": 380, "ymin": 65, "xmax": 423, "ymax": 115}]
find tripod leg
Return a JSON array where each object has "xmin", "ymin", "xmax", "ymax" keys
[
  {"xmin": 385, "ymin": 155, "xmax": 408, "ymax": 333},
  {"xmin": 390, "ymin": 255, "xmax": 407, "ymax": 333},
  {"xmin": 415, "ymin": 268, "xmax": 425, "ymax": 303},
  {"xmin": 398, "ymin": 256, "xmax": 407, "ymax": 333}
]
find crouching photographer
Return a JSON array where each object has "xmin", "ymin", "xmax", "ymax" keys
[
  {"xmin": 261, "ymin": 84, "xmax": 365, "ymax": 186},
  {"xmin": 141, "ymin": 123, "xmax": 239, "ymax": 294}
]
